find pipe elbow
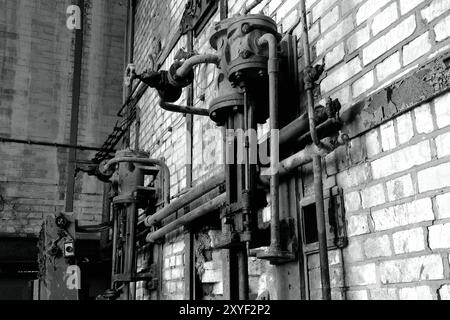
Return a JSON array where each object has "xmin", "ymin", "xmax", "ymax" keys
[{"xmin": 175, "ymin": 54, "xmax": 221, "ymax": 79}]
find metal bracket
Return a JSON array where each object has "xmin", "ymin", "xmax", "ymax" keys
[{"xmin": 179, "ymin": 0, "xmax": 218, "ymax": 36}]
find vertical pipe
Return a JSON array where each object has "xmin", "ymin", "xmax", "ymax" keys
[
  {"xmin": 258, "ymin": 34, "xmax": 282, "ymax": 253},
  {"xmin": 100, "ymin": 183, "xmax": 111, "ymax": 252},
  {"xmin": 111, "ymin": 207, "xmax": 118, "ymax": 288},
  {"xmin": 313, "ymin": 155, "xmax": 331, "ymax": 300},
  {"xmin": 65, "ymin": 0, "xmax": 84, "ymax": 213},
  {"xmin": 300, "ymin": 0, "xmax": 332, "ymax": 300},
  {"xmin": 124, "ymin": 0, "xmax": 136, "ymax": 148},
  {"xmin": 184, "ymin": 29, "xmax": 195, "ymax": 301},
  {"xmin": 237, "ymin": 248, "xmax": 249, "ymax": 300}
]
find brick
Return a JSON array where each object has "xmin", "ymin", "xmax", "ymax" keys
[
  {"xmin": 418, "ymin": 162, "xmax": 450, "ymax": 192},
  {"xmin": 312, "ymin": 0, "xmax": 338, "ymax": 22},
  {"xmin": 372, "ymin": 3, "xmax": 399, "ymax": 36},
  {"xmin": 370, "ymin": 288, "xmax": 398, "ymax": 300},
  {"xmin": 321, "ymin": 6, "xmax": 339, "ymax": 32},
  {"xmin": 393, "ymin": 227, "xmax": 425, "ymax": 254},
  {"xmin": 429, "ymin": 223, "xmax": 450, "ymax": 249},
  {"xmin": 347, "ymin": 290, "xmax": 369, "ymax": 300},
  {"xmin": 436, "ymin": 192, "xmax": 450, "ymax": 219},
  {"xmin": 400, "ymin": 0, "xmax": 427, "ymax": 15},
  {"xmin": 380, "ymin": 121, "xmax": 397, "ymax": 151},
  {"xmin": 376, "ymin": 51, "xmax": 401, "ymax": 82},
  {"xmin": 325, "ymin": 43, "xmax": 345, "ymax": 70},
  {"xmin": 347, "ymin": 214, "xmax": 370, "ymax": 237},
  {"xmin": 356, "ymin": 0, "xmax": 391, "ymax": 25},
  {"xmin": 337, "ymin": 163, "xmax": 372, "ymax": 189},
  {"xmin": 371, "ymin": 198, "xmax": 434, "ymax": 231},
  {"xmin": 399, "ymin": 286, "xmax": 434, "ymax": 300},
  {"xmin": 344, "ymin": 239, "xmax": 364, "ymax": 263},
  {"xmin": 435, "ymin": 92, "xmax": 450, "ymax": 128},
  {"xmin": 438, "ymin": 285, "xmax": 450, "ymax": 300},
  {"xmin": 341, "ymin": 0, "xmax": 365, "ymax": 15},
  {"xmin": 421, "ymin": 0, "xmax": 450, "ymax": 23},
  {"xmin": 321, "ymin": 57, "xmax": 362, "ymax": 94},
  {"xmin": 436, "ymin": 132, "xmax": 450, "ymax": 158},
  {"xmin": 346, "ymin": 264, "xmax": 377, "ymax": 286},
  {"xmin": 363, "ymin": 235, "xmax": 392, "ymax": 258},
  {"xmin": 365, "ymin": 129, "xmax": 381, "ymax": 158},
  {"xmin": 344, "ymin": 191, "xmax": 362, "ymax": 212},
  {"xmin": 361, "ymin": 184, "xmax": 386, "ymax": 209},
  {"xmin": 352, "ymin": 70, "xmax": 374, "ymax": 98},
  {"xmin": 403, "ymin": 32, "xmax": 432, "ymax": 66},
  {"xmin": 396, "ymin": 113, "xmax": 414, "ymax": 144},
  {"xmin": 363, "ymin": 15, "xmax": 416, "ymax": 65},
  {"xmin": 316, "ymin": 16, "xmax": 354, "ymax": 56},
  {"xmin": 371, "ymin": 141, "xmax": 431, "ymax": 179},
  {"xmin": 379, "ymin": 255, "xmax": 444, "ymax": 284},
  {"xmin": 347, "ymin": 26, "xmax": 370, "ymax": 54},
  {"xmin": 386, "ymin": 174, "xmax": 415, "ymax": 202},
  {"xmin": 414, "ymin": 103, "xmax": 434, "ymax": 134},
  {"xmin": 435, "ymin": 14, "xmax": 450, "ymax": 42}
]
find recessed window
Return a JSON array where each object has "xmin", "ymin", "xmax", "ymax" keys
[{"xmin": 303, "ymin": 204, "xmax": 318, "ymax": 245}]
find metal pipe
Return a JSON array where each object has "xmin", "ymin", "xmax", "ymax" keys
[
  {"xmin": 104, "ymin": 157, "xmax": 171, "ymax": 205},
  {"xmin": 258, "ymin": 33, "xmax": 283, "ymax": 254},
  {"xmin": 300, "ymin": 0, "xmax": 331, "ymax": 300},
  {"xmin": 241, "ymin": 0, "xmax": 263, "ymax": 15},
  {"xmin": 159, "ymin": 100, "xmax": 210, "ymax": 116},
  {"xmin": 175, "ymin": 54, "xmax": 220, "ymax": 78},
  {"xmin": 146, "ymin": 194, "xmax": 226, "ymax": 243},
  {"xmin": 65, "ymin": 0, "xmax": 84, "ymax": 213},
  {"xmin": 124, "ymin": 0, "xmax": 136, "ymax": 148},
  {"xmin": 0, "ymin": 136, "xmax": 112, "ymax": 153},
  {"xmin": 145, "ymin": 173, "xmax": 225, "ymax": 227}
]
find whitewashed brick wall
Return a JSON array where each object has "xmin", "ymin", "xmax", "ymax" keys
[{"xmin": 133, "ymin": 0, "xmax": 450, "ymax": 300}]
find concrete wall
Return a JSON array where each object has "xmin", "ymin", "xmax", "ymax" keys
[
  {"xmin": 0, "ymin": 0, "xmax": 126, "ymax": 236},
  {"xmin": 133, "ymin": 0, "xmax": 450, "ymax": 300}
]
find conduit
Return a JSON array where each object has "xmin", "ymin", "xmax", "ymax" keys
[
  {"xmin": 257, "ymin": 33, "xmax": 286, "ymax": 260},
  {"xmin": 145, "ymin": 173, "xmax": 225, "ymax": 227},
  {"xmin": 146, "ymin": 193, "xmax": 226, "ymax": 243},
  {"xmin": 174, "ymin": 54, "xmax": 220, "ymax": 79},
  {"xmin": 300, "ymin": 0, "xmax": 332, "ymax": 300},
  {"xmin": 159, "ymin": 100, "xmax": 210, "ymax": 116}
]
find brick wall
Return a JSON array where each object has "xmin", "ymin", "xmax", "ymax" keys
[
  {"xmin": 134, "ymin": 0, "xmax": 450, "ymax": 300},
  {"xmin": 0, "ymin": 0, "xmax": 126, "ymax": 236}
]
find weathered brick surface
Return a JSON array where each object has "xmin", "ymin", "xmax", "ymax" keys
[
  {"xmin": 132, "ymin": 0, "xmax": 450, "ymax": 300},
  {"xmin": 0, "ymin": 0, "xmax": 126, "ymax": 236}
]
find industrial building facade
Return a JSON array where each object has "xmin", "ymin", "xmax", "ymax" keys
[{"xmin": 1, "ymin": 0, "xmax": 450, "ymax": 301}]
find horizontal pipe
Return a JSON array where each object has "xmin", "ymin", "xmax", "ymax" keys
[
  {"xmin": 175, "ymin": 54, "xmax": 220, "ymax": 78},
  {"xmin": 145, "ymin": 173, "xmax": 225, "ymax": 227},
  {"xmin": 160, "ymin": 100, "xmax": 209, "ymax": 116},
  {"xmin": 0, "ymin": 136, "xmax": 112, "ymax": 153},
  {"xmin": 146, "ymin": 193, "xmax": 226, "ymax": 243},
  {"xmin": 260, "ymin": 134, "xmax": 349, "ymax": 184},
  {"xmin": 104, "ymin": 157, "xmax": 171, "ymax": 205}
]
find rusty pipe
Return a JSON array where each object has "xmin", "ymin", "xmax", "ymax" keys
[
  {"xmin": 145, "ymin": 173, "xmax": 225, "ymax": 227},
  {"xmin": 300, "ymin": 0, "xmax": 332, "ymax": 300},
  {"xmin": 104, "ymin": 157, "xmax": 171, "ymax": 205},
  {"xmin": 258, "ymin": 33, "xmax": 283, "ymax": 254},
  {"xmin": 159, "ymin": 100, "xmax": 210, "ymax": 116},
  {"xmin": 175, "ymin": 54, "xmax": 220, "ymax": 79},
  {"xmin": 146, "ymin": 194, "xmax": 226, "ymax": 243},
  {"xmin": 241, "ymin": 0, "xmax": 263, "ymax": 15}
]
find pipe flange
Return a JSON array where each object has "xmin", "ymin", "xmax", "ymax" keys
[
  {"xmin": 209, "ymin": 93, "xmax": 245, "ymax": 124},
  {"xmin": 167, "ymin": 63, "xmax": 195, "ymax": 88}
]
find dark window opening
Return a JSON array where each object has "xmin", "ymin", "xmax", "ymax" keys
[{"xmin": 303, "ymin": 204, "xmax": 318, "ymax": 245}]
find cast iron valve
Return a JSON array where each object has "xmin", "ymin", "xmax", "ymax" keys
[
  {"xmin": 55, "ymin": 214, "xmax": 70, "ymax": 229},
  {"xmin": 325, "ymin": 97, "xmax": 341, "ymax": 120}
]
